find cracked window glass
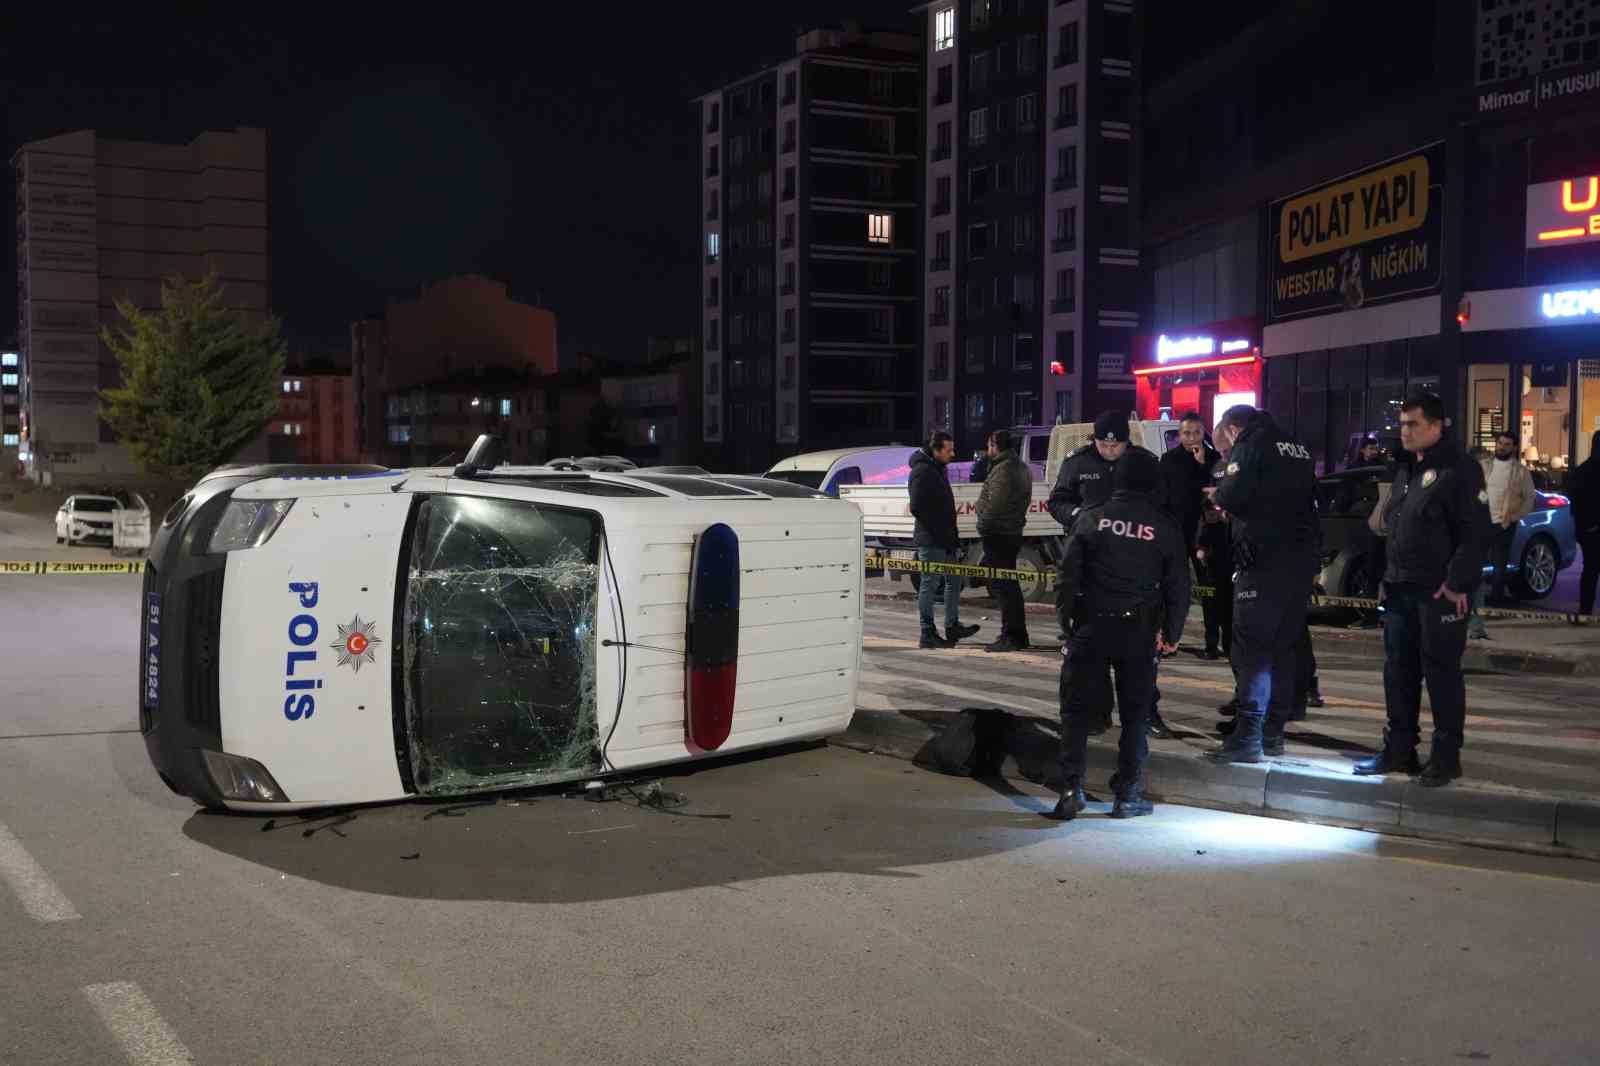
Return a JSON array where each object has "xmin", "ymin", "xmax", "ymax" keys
[{"xmin": 402, "ymin": 495, "xmax": 601, "ymax": 795}]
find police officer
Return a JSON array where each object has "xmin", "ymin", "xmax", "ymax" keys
[
  {"xmin": 1207, "ymin": 403, "xmax": 1319, "ymax": 762},
  {"xmin": 1048, "ymin": 411, "xmax": 1172, "ymax": 738},
  {"xmin": 1047, "ymin": 451, "xmax": 1189, "ymax": 820},
  {"xmin": 1355, "ymin": 390, "xmax": 1491, "ymax": 787}
]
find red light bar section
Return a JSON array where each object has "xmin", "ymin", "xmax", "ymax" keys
[{"xmin": 1132, "ymin": 354, "xmax": 1256, "ymax": 377}]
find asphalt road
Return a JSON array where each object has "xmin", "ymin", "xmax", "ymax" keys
[{"xmin": 2, "ymin": 570, "xmax": 1600, "ymax": 1065}]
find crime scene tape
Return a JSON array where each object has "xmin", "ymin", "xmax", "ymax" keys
[
  {"xmin": 864, "ymin": 552, "xmax": 1055, "ymax": 585},
  {"xmin": 0, "ymin": 560, "xmax": 147, "ymax": 575}
]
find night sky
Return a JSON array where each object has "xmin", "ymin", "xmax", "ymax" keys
[{"xmin": 3, "ymin": 6, "xmax": 1264, "ymax": 366}]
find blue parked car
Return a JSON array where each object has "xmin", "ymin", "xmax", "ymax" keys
[{"xmin": 1315, "ymin": 465, "xmax": 1577, "ymax": 601}]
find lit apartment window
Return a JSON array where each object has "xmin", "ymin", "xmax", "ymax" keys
[
  {"xmin": 500, "ymin": 398, "xmax": 511, "ymax": 416},
  {"xmin": 706, "ymin": 231, "xmax": 720, "ymax": 261},
  {"xmin": 2, "ymin": 434, "xmax": 17, "ymax": 447},
  {"xmin": 1, "ymin": 373, "xmax": 18, "ymax": 387},
  {"xmin": 282, "ymin": 380, "xmax": 291, "ymax": 393},
  {"xmin": 934, "ymin": 7, "xmax": 955, "ymax": 51},
  {"xmin": 0, "ymin": 353, "xmax": 17, "ymax": 367},
  {"xmin": 867, "ymin": 212, "xmax": 893, "ymax": 245}
]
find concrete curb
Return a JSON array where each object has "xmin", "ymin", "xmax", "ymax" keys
[
  {"xmin": 863, "ymin": 588, "xmax": 1600, "ymax": 677},
  {"xmin": 831, "ymin": 707, "xmax": 1600, "ymax": 861}
]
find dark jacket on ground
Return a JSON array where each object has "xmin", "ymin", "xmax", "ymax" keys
[
  {"xmin": 1568, "ymin": 431, "xmax": 1600, "ymax": 536},
  {"xmin": 976, "ymin": 449, "xmax": 1031, "ymax": 536},
  {"xmin": 1159, "ymin": 442, "xmax": 1218, "ymax": 556},
  {"xmin": 908, "ymin": 448, "xmax": 959, "ymax": 550},
  {"xmin": 1211, "ymin": 411, "xmax": 1319, "ymax": 568},
  {"xmin": 1382, "ymin": 435, "xmax": 1493, "ymax": 592},
  {"xmin": 1047, "ymin": 443, "xmax": 1160, "ymax": 527},
  {"xmin": 1054, "ymin": 491, "xmax": 1191, "ymax": 643}
]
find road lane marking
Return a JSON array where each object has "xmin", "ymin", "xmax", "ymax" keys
[
  {"xmin": 83, "ymin": 982, "xmax": 195, "ymax": 1066},
  {"xmin": 0, "ymin": 819, "xmax": 80, "ymax": 922}
]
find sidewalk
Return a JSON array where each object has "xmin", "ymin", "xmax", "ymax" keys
[
  {"xmin": 865, "ymin": 574, "xmax": 1600, "ymax": 677},
  {"xmin": 842, "ymin": 597, "xmax": 1600, "ymax": 860}
]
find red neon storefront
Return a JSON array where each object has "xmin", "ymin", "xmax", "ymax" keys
[{"xmin": 1133, "ymin": 316, "xmax": 1263, "ymax": 428}]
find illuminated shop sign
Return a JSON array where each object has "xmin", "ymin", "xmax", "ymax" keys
[
  {"xmin": 1540, "ymin": 287, "xmax": 1600, "ymax": 320},
  {"xmin": 1526, "ymin": 176, "xmax": 1600, "ymax": 250},
  {"xmin": 1155, "ymin": 334, "xmax": 1254, "ymax": 364}
]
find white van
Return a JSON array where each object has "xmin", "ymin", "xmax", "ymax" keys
[
  {"xmin": 139, "ymin": 438, "xmax": 864, "ymax": 812},
  {"xmin": 763, "ymin": 446, "xmax": 922, "ymax": 496}
]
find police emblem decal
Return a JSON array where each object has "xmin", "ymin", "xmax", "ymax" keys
[
  {"xmin": 1226, "ymin": 462, "xmax": 1239, "ymax": 475},
  {"xmin": 1421, "ymin": 470, "xmax": 1437, "ymax": 488},
  {"xmin": 331, "ymin": 615, "xmax": 382, "ymax": 673},
  {"xmin": 1477, "ymin": 489, "xmax": 1489, "ymax": 504}
]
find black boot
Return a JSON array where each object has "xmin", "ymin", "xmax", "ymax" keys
[
  {"xmin": 1045, "ymin": 779, "xmax": 1087, "ymax": 820},
  {"xmin": 1418, "ymin": 743, "xmax": 1462, "ymax": 788},
  {"xmin": 948, "ymin": 622, "xmax": 981, "ymax": 643},
  {"xmin": 1262, "ymin": 716, "xmax": 1286, "ymax": 757},
  {"xmin": 1216, "ymin": 717, "xmax": 1235, "ymax": 737},
  {"xmin": 1352, "ymin": 731, "xmax": 1421, "ymax": 776},
  {"xmin": 1111, "ymin": 776, "xmax": 1154, "ymax": 819},
  {"xmin": 1147, "ymin": 707, "xmax": 1174, "ymax": 740},
  {"xmin": 919, "ymin": 626, "xmax": 952, "ymax": 649},
  {"xmin": 1217, "ymin": 698, "xmax": 1239, "ymax": 717},
  {"xmin": 1209, "ymin": 713, "xmax": 1264, "ymax": 763}
]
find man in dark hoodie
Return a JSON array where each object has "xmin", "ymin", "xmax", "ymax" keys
[
  {"xmin": 976, "ymin": 428, "xmax": 1033, "ymax": 652},
  {"xmin": 1569, "ymin": 430, "xmax": 1600, "ymax": 617},
  {"xmin": 1047, "ymin": 450, "xmax": 1189, "ymax": 820},
  {"xmin": 1354, "ymin": 391, "xmax": 1491, "ymax": 787},
  {"xmin": 908, "ymin": 432, "xmax": 982, "ymax": 649},
  {"xmin": 1206, "ymin": 403, "xmax": 1320, "ymax": 763}
]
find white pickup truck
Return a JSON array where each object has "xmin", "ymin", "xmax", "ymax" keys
[{"xmin": 843, "ymin": 419, "xmax": 1180, "ymax": 602}]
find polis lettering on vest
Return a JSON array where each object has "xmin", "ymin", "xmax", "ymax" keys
[
  {"xmin": 1098, "ymin": 518, "xmax": 1156, "ymax": 541},
  {"xmin": 1276, "ymin": 441, "xmax": 1312, "ymax": 461}
]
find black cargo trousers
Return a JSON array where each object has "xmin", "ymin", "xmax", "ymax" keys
[{"xmin": 1059, "ymin": 608, "xmax": 1159, "ymax": 793}]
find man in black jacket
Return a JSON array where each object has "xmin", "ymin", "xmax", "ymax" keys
[
  {"xmin": 908, "ymin": 432, "xmax": 981, "ymax": 649},
  {"xmin": 1207, "ymin": 404, "xmax": 1320, "ymax": 763},
  {"xmin": 1569, "ymin": 429, "xmax": 1600, "ymax": 616},
  {"xmin": 1355, "ymin": 391, "xmax": 1491, "ymax": 787},
  {"xmin": 1048, "ymin": 450, "xmax": 1189, "ymax": 820},
  {"xmin": 976, "ymin": 429, "xmax": 1033, "ymax": 652},
  {"xmin": 1160, "ymin": 412, "xmax": 1223, "ymax": 657}
]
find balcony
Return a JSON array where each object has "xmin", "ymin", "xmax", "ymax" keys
[
  {"xmin": 1054, "ymin": 112, "xmax": 1078, "ymax": 130},
  {"xmin": 705, "ymin": 253, "xmax": 719, "ymax": 264},
  {"xmin": 933, "ymin": 143, "xmax": 952, "ymax": 161},
  {"xmin": 934, "ymin": 90, "xmax": 952, "ymax": 106},
  {"xmin": 932, "ymin": 200, "xmax": 951, "ymax": 217},
  {"xmin": 1052, "ymin": 174, "xmax": 1077, "ymax": 192},
  {"xmin": 1050, "ymin": 298, "xmax": 1075, "ymax": 314},
  {"xmin": 781, "ymin": 187, "xmax": 795, "ymax": 202},
  {"xmin": 1055, "ymin": 51, "xmax": 1077, "ymax": 69},
  {"xmin": 1051, "ymin": 237, "xmax": 1075, "ymax": 253},
  {"xmin": 929, "ymin": 257, "xmax": 950, "ymax": 272}
]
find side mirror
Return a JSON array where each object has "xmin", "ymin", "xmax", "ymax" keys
[{"xmin": 453, "ymin": 434, "xmax": 504, "ymax": 479}]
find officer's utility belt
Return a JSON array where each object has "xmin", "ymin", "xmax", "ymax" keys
[{"xmin": 864, "ymin": 552, "xmax": 1054, "ymax": 585}]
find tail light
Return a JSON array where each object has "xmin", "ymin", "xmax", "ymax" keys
[
  {"xmin": 685, "ymin": 522, "xmax": 739, "ymax": 751},
  {"xmin": 1544, "ymin": 494, "xmax": 1570, "ymax": 508}
]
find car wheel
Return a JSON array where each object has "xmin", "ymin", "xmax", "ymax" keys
[
  {"xmin": 1015, "ymin": 545, "xmax": 1053, "ymax": 604},
  {"xmin": 1514, "ymin": 535, "xmax": 1558, "ymax": 599}
]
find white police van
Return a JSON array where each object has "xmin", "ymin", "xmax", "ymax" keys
[{"xmin": 140, "ymin": 436, "xmax": 865, "ymax": 812}]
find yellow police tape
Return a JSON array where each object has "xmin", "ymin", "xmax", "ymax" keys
[
  {"xmin": 0, "ymin": 560, "xmax": 147, "ymax": 575},
  {"xmin": 864, "ymin": 553, "xmax": 1590, "ymax": 624}
]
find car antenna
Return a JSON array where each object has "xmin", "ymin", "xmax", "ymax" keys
[{"xmin": 453, "ymin": 434, "xmax": 505, "ymax": 479}]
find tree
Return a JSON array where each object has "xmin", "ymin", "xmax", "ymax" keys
[{"xmin": 99, "ymin": 273, "xmax": 287, "ymax": 481}]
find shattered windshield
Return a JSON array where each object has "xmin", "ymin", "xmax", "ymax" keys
[{"xmin": 401, "ymin": 494, "xmax": 602, "ymax": 795}]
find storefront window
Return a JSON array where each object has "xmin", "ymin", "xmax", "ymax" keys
[
  {"xmin": 1578, "ymin": 360, "xmax": 1600, "ymax": 468},
  {"xmin": 1466, "ymin": 363, "xmax": 1510, "ymax": 453},
  {"xmin": 1264, "ymin": 356, "xmax": 1297, "ymax": 435},
  {"xmin": 1297, "ymin": 351, "xmax": 1329, "ymax": 474},
  {"xmin": 1328, "ymin": 345, "xmax": 1367, "ymax": 470},
  {"xmin": 1366, "ymin": 340, "xmax": 1406, "ymax": 462},
  {"xmin": 1521, "ymin": 361, "xmax": 1572, "ymax": 485}
]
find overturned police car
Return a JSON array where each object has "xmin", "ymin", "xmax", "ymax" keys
[{"xmin": 140, "ymin": 436, "xmax": 864, "ymax": 812}]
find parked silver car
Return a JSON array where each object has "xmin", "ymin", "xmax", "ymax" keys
[{"xmin": 1316, "ymin": 465, "xmax": 1577, "ymax": 600}]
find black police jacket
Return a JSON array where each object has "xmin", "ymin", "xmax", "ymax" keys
[
  {"xmin": 1211, "ymin": 411, "xmax": 1319, "ymax": 569},
  {"xmin": 1381, "ymin": 436, "xmax": 1492, "ymax": 593},
  {"xmin": 1046, "ymin": 443, "xmax": 1160, "ymax": 527},
  {"xmin": 1159, "ymin": 442, "xmax": 1218, "ymax": 556},
  {"xmin": 1054, "ymin": 491, "xmax": 1191, "ymax": 644},
  {"xmin": 907, "ymin": 448, "xmax": 959, "ymax": 550}
]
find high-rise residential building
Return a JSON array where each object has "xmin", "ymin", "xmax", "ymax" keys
[
  {"xmin": 697, "ymin": 24, "xmax": 922, "ymax": 470},
  {"xmin": 350, "ymin": 274, "xmax": 557, "ymax": 463},
  {"xmin": 917, "ymin": 0, "xmax": 1140, "ymax": 451},
  {"xmin": 272, "ymin": 362, "xmax": 358, "ymax": 465},
  {"xmin": 12, "ymin": 127, "xmax": 269, "ymax": 481}
]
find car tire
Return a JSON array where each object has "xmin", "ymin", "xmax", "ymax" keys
[
  {"xmin": 1016, "ymin": 544, "xmax": 1053, "ymax": 604},
  {"xmin": 1514, "ymin": 535, "xmax": 1559, "ymax": 600}
]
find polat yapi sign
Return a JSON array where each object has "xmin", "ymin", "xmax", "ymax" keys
[{"xmin": 1267, "ymin": 142, "xmax": 1445, "ymax": 322}]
